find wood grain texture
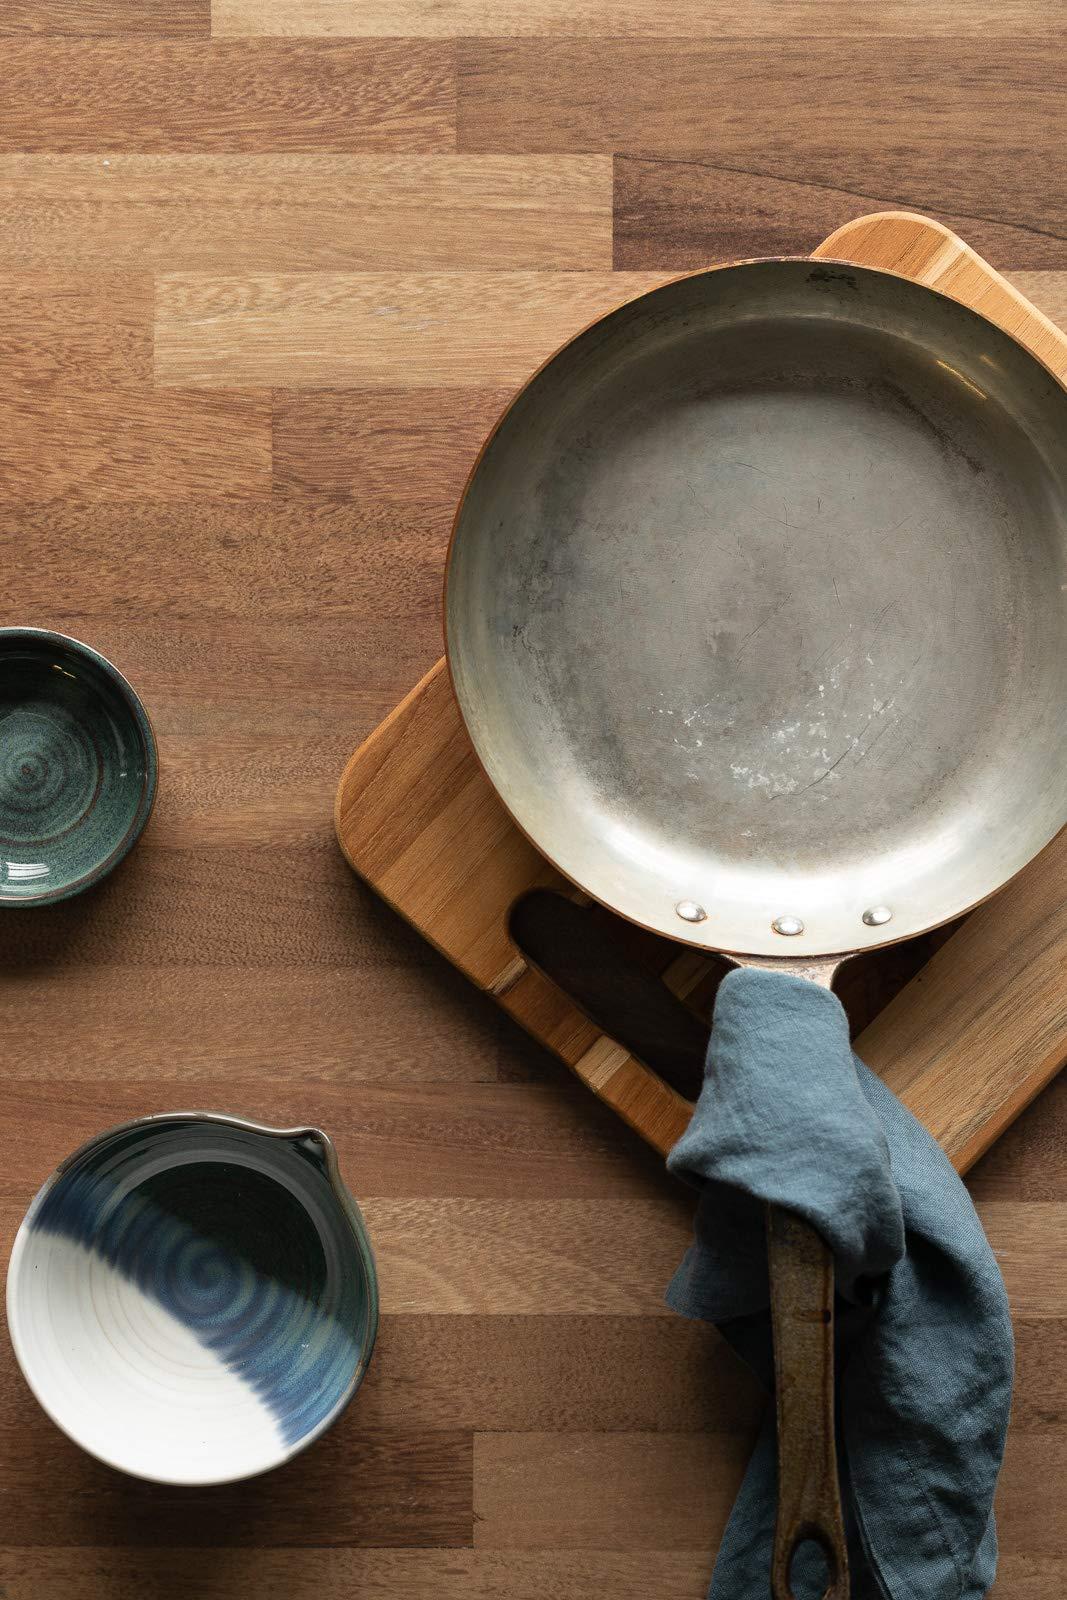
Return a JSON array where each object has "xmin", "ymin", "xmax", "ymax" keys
[
  {"xmin": 0, "ymin": 846, "xmax": 437, "ymax": 969},
  {"xmin": 0, "ymin": 156, "xmax": 611, "ymax": 270},
  {"xmin": 473, "ymin": 1431, "xmax": 749, "ymax": 1550},
  {"xmin": 0, "ymin": 385, "xmax": 270, "ymax": 498},
  {"xmin": 360, "ymin": 1196, "xmax": 692, "ymax": 1313},
  {"xmin": 212, "ymin": 0, "xmax": 1063, "ymax": 39},
  {"xmin": 0, "ymin": 1079, "xmax": 672, "ymax": 1197},
  {"xmin": 0, "ymin": 41, "xmax": 455, "ymax": 152},
  {"xmin": 1001, "ymin": 271, "xmax": 1067, "ymax": 330},
  {"xmin": 0, "ymin": 619, "xmax": 442, "ymax": 737},
  {"xmin": 978, "ymin": 1205, "xmax": 1067, "ymax": 1318},
  {"xmin": 0, "ymin": 272, "xmax": 151, "ymax": 382},
  {"xmin": 856, "ymin": 849, "xmax": 1067, "ymax": 1170},
  {"xmin": 0, "ymin": 1553, "xmax": 1047, "ymax": 1600},
  {"xmin": 996, "ymin": 1434, "xmax": 1067, "ymax": 1556},
  {"xmin": 614, "ymin": 161, "xmax": 1067, "ymax": 270},
  {"xmin": 0, "ymin": 1549, "xmax": 717, "ymax": 1600},
  {"xmin": 471, "ymin": 1432, "xmax": 1067, "ymax": 1556},
  {"xmin": 3, "ymin": 0, "xmax": 207, "ymax": 33},
  {"xmin": 361, "ymin": 1314, "xmax": 764, "ymax": 1432},
  {"xmin": 0, "ymin": 499, "xmax": 449, "ymax": 617},
  {"xmin": 967, "ymin": 1075, "xmax": 1067, "ymax": 1202},
  {"xmin": 0, "ymin": 273, "xmax": 271, "ymax": 495},
  {"xmin": 0, "ymin": 966, "xmax": 511, "ymax": 1083},
  {"xmin": 0, "ymin": 1415, "xmax": 472, "ymax": 1547},
  {"xmin": 2, "ymin": 11, "xmax": 1065, "ymax": 1598},
  {"xmin": 1011, "ymin": 1320, "xmax": 1067, "ymax": 1429},
  {"xmin": 456, "ymin": 39, "xmax": 1064, "ymax": 155},
  {"xmin": 273, "ymin": 386, "xmax": 516, "ymax": 499},
  {"xmin": 154, "ymin": 271, "xmax": 667, "ymax": 386}
]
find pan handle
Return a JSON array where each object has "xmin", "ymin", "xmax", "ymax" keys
[{"xmin": 767, "ymin": 1203, "xmax": 849, "ymax": 1600}]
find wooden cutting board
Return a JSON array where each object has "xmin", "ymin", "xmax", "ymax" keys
[{"xmin": 336, "ymin": 211, "xmax": 1067, "ymax": 1176}]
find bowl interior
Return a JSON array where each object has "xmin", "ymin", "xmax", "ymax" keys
[
  {"xmin": 0, "ymin": 632, "xmax": 155, "ymax": 903},
  {"xmin": 6, "ymin": 1118, "xmax": 377, "ymax": 1485}
]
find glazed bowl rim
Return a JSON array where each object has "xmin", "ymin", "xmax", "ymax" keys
[
  {"xmin": 5, "ymin": 1110, "xmax": 380, "ymax": 1486},
  {"xmin": 0, "ymin": 626, "xmax": 158, "ymax": 907}
]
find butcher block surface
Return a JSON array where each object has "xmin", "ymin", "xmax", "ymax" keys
[{"xmin": 1, "ymin": 4, "xmax": 1066, "ymax": 1597}]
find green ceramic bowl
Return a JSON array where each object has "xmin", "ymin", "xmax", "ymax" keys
[{"xmin": 0, "ymin": 629, "xmax": 157, "ymax": 906}]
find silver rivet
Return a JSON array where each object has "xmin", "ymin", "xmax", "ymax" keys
[
  {"xmin": 675, "ymin": 899, "xmax": 707, "ymax": 923},
  {"xmin": 862, "ymin": 905, "xmax": 893, "ymax": 927},
  {"xmin": 772, "ymin": 915, "xmax": 804, "ymax": 937}
]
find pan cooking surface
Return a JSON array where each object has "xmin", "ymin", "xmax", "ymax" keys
[{"xmin": 447, "ymin": 262, "xmax": 1067, "ymax": 955}]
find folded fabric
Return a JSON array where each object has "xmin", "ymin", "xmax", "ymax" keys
[{"xmin": 667, "ymin": 968, "xmax": 1013, "ymax": 1600}]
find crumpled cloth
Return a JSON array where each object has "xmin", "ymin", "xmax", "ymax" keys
[{"xmin": 667, "ymin": 968, "xmax": 1013, "ymax": 1599}]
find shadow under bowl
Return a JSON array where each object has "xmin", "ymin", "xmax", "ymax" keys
[
  {"xmin": 0, "ymin": 627, "xmax": 157, "ymax": 905},
  {"xmin": 5, "ymin": 1114, "xmax": 379, "ymax": 1486}
]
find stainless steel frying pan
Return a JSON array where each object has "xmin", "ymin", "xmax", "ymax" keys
[{"xmin": 444, "ymin": 259, "xmax": 1067, "ymax": 1598}]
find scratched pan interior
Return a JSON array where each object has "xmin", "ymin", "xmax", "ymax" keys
[{"xmin": 446, "ymin": 260, "xmax": 1067, "ymax": 958}]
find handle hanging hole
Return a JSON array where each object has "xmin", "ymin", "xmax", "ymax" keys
[{"xmin": 787, "ymin": 1534, "xmax": 833, "ymax": 1599}]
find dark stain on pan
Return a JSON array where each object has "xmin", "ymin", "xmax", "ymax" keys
[
  {"xmin": 807, "ymin": 267, "xmax": 860, "ymax": 291},
  {"xmin": 882, "ymin": 379, "xmax": 986, "ymax": 475}
]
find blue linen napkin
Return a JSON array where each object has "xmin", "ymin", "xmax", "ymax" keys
[{"xmin": 667, "ymin": 967, "xmax": 1013, "ymax": 1599}]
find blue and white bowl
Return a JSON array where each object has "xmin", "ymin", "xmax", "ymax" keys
[{"xmin": 5, "ymin": 1113, "xmax": 378, "ymax": 1485}]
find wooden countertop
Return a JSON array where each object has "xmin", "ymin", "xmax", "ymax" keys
[{"xmin": 1, "ymin": 5, "xmax": 1064, "ymax": 1596}]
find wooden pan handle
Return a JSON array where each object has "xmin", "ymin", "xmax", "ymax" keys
[{"xmin": 767, "ymin": 1204, "xmax": 849, "ymax": 1600}]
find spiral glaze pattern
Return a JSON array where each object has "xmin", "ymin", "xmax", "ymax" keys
[
  {"xmin": 0, "ymin": 706, "xmax": 98, "ymax": 843},
  {"xmin": 12, "ymin": 1118, "xmax": 377, "ymax": 1480},
  {"xmin": 0, "ymin": 632, "xmax": 156, "ymax": 903}
]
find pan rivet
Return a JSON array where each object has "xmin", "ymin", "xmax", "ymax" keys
[
  {"xmin": 862, "ymin": 905, "xmax": 893, "ymax": 927},
  {"xmin": 772, "ymin": 915, "xmax": 804, "ymax": 937},
  {"xmin": 675, "ymin": 900, "xmax": 707, "ymax": 923}
]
